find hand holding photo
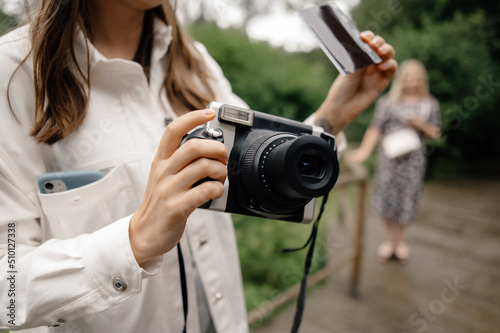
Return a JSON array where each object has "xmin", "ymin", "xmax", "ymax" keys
[{"xmin": 299, "ymin": 2, "xmax": 382, "ymax": 75}]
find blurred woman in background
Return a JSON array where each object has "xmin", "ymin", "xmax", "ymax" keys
[{"xmin": 345, "ymin": 59, "xmax": 441, "ymax": 264}]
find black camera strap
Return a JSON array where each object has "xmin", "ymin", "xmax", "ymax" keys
[
  {"xmin": 175, "ymin": 194, "xmax": 328, "ymax": 333},
  {"xmin": 282, "ymin": 194, "xmax": 329, "ymax": 333},
  {"xmin": 177, "ymin": 243, "xmax": 188, "ymax": 333}
]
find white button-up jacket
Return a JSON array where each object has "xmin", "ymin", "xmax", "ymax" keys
[{"xmin": 0, "ymin": 19, "xmax": 248, "ymax": 333}]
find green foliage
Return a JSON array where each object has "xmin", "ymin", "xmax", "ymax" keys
[
  {"xmin": 352, "ymin": 0, "xmax": 500, "ymax": 177},
  {"xmin": 232, "ymin": 213, "xmax": 329, "ymax": 313},
  {"xmin": 0, "ymin": 11, "xmax": 16, "ymax": 35},
  {"xmin": 189, "ymin": 22, "xmax": 337, "ymax": 122},
  {"xmin": 190, "ymin": 4, "xmax": 500, "ymax": 178}
]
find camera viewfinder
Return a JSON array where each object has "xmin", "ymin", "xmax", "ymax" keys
[{"xmin": 219, "ymin": 105, "xmax": 254, "ymax": 126}]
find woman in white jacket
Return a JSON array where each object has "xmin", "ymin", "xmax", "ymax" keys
[{"xmin": 0, "ymin": 0, "xmax": 397, "ymax": 332}]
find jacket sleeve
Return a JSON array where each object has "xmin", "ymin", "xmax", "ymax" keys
[{"xmin": 0, "ymin": 28, "xmax": 162, "ymax": 331}]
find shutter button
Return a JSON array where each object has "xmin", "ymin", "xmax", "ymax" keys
[
  {"xmin": 205, "ymin": 128, "xmax": 223, "ymax": 138},
  {"xmin": 113, "ymin": 277, "xmax": 127, "ymax": 292}
]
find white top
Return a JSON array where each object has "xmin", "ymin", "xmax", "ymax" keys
[{"xmin": 0, "ymin": 19, "xmax": 249, "ymax": 332}]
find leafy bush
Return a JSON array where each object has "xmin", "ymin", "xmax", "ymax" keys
[
  {"xmin": 352, "ymin": 0, "xmax": 500, "ymax": 176},
  {"xmin": 232, "ymin": 204, "xmax": 332, "ymax": 313}
]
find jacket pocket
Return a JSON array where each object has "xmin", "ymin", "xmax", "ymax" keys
[{"xmin": 37, "ymin": 165, "xmax": 140, "ymax": 239}]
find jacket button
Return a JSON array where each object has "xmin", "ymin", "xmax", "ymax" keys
[
  {"xmin": 113, "ymin": 277, "xmax": 127, "ymax": 292},
  {"xmin": 48, "ymin": 319, "xmax": 65, "ymax": 327},
  {"xmin": 214, "ymin": 292, "xmax": 223, "ymax": 301}
]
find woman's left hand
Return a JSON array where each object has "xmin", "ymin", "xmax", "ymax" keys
[
  {"xmin": 407, "ymin": 115, "xmax": 441, "ymax": 140},
  {"xmin": 314, "ymin": 31, "xmax": 398, "ymax": 135},
  {"xmin": 406, "ymin": 115, "xmax": 427, "ymax": 130}
]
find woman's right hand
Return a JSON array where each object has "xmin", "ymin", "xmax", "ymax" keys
[
  {"xmin": 343, "ymin": 127, "xmax": 382, "ymax": 165},
  {"xmin": 129, "ymin": 109, "xmax": 229, "ymax": 265},
  {"xmin": 343, "ymin": 148, "xmax": 370, "ymax": 165}
]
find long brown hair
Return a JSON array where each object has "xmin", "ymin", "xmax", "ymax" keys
[{"xmin": 9, "ymin": 0, "xmax": 215, "ymax": 145}]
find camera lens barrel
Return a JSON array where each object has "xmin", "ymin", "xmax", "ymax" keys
[
  {"xmin": 240, "ymin": 133, "xmax": 338, "ymax": 214},
  {"xmin": 266, "ymin": 135, "xmax": 338, "ymax": 199}
]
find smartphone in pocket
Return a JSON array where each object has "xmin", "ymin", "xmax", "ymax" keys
[{"xmin": 38, "ymin": 169, "xmax": 105, "ymax": 193}]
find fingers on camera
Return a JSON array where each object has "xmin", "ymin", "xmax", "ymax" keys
[
  {"xmin": 199, "ymin": 180, "xmax": 225, "ymax": 201},
  {"xmin": 181, "ymin": 158, "xmax": 228, "ymax": 186},
  {"xmin": 157, "ymin": 110, "xmax": 216, "ymax": 160},
  {"xmin": 178, "ymin": 139, "xmax": 228, "ymax": 166}
]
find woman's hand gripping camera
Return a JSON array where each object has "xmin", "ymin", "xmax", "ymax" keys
[{"xmin": 129, "ymin": 109, "xmax": 228, "ymax": 265}]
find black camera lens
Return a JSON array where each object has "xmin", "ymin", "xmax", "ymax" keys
[
  {"xmin": 266, "ymin": 135, "xmax": 338, "ymax": 199},
  {"xmin": 298, "ymin": 154, "xmax": 325, "ymax": 178},
  {"xmin": 240, "ymin": 133, "xmax": 338, "ymax": 214},
  {"xmin": 44, "ymin": 182, "xmax": 54, "ymax": 190}
]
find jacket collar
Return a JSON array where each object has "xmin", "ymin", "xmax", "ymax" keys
[{"xmin": 73, "ymin": 17, "xmax": 173, "ymax": 74}]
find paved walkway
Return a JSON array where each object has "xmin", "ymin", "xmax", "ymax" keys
[{"xmin": 252, "ymin": 177, "xmax": 500, "ymax": 333}]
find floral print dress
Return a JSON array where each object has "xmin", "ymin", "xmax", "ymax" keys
[{"xmin": 370, "ymin": 95, "xmax": 441, "ymax": 224}]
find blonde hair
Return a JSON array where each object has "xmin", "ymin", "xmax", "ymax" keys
[
  {"xmin": 9, "ymin": 0, "xmax": 215, "ymax": 144},
  {"xmin": 388, "ymin": 59, "xmax": 430, "ymax": 105}
]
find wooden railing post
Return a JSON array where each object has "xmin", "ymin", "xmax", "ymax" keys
[{"xmin": 349, "ymin": 176, "xmax": 367, "ymax": 297}]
